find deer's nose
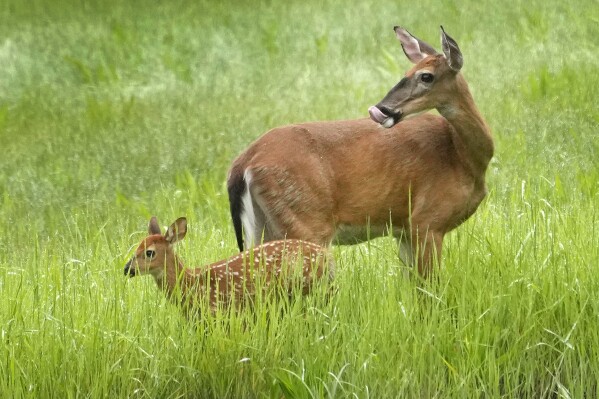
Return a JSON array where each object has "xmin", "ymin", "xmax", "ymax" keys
[
  {"xmin": 124, "ymin": 260, "xmax": 136, "ymax": 277},
  {"xmin": 368, "ymin": 106, "xmax": 388, "ymax": 123}
]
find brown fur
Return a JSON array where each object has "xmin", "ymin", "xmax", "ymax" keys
[
  {"xmin": 124, "ymin": 218, "xmax": 334, "ymax": 317},
  {"xmin": 228, "ymin": 28, "xmax": 493, "ymax": 278}
]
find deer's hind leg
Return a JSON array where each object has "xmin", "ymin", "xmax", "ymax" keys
[
  {"xmin": 409, "ymin": 227, "xmax": 444, "ymax": 279},
  {"xmin": 248, "ymin": 166, "xmax": 336, "ymax": 247}
]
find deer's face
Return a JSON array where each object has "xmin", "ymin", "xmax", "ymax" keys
[
  {"xmin": 369, "ymin": 26, "xmax": 464, "ymax": 128},
  {"xmin": 124, "ymin": 235, "xmax": 171, "ymax": 278},
  {"xmin": 370, "ymin": 55, "xmax": 457, "ymax": 128}
]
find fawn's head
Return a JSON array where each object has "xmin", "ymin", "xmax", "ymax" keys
[
  {"xmin": 124, "ymin": 217, "xmax": 187, "ymax": 278},
  {"xmin": 369, "ymin": 26, "xmax": 464, "ymax": 128}
]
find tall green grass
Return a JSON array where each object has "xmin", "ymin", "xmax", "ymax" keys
[{"xmin": 0, "ymin": 0, "xmax": 598, "ymax": 397}]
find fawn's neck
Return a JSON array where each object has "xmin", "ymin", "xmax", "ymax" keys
[{"xmin": 154, "ymin": 256, "xmax": 201, "ymax": 305}]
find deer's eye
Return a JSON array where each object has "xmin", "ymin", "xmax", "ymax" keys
[
  {"xmin": 420, "ymin": 73, "xmax": 434, "ymax": 83},
  {"xmin": 145, "ymin": 250, "xmax": 156, "ymax": 259}
]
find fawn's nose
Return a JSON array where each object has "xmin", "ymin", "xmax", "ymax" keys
[{"xmin": 124, "ymin": 260, "xmax": 136, "ymax": 277}]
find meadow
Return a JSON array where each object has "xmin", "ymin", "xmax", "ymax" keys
[{"xmin": 0, "ymin": 0, "xmax": 598, "ymax": 397}]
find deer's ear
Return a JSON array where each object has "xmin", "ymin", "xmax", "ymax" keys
[
  {"xmin": 165, "ymin": 217, "xmax": 187, "ymax": 245},
  {"xmin": 149, "ymin": 217, "xmax": 162, "ymax": 235},
  {"xmin": 440, "ymin": 26, "xmax": 463, "ymax": 72},
  {"xmin": 394, "ymin": 26, "xmax": 438, "ymax": 64}
]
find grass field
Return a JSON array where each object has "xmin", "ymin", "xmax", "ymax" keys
[{"xmin": 1, "ymin": 0, "xmax": 598, "ymax": 397}]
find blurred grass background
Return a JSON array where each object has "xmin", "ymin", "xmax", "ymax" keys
[{"xmin": 0, "ymin": 0, "xmax": 598, "ymax": 397}]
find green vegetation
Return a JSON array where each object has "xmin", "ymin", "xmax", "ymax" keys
[{"xmin": 1, "ymin": 0, "xmax": 598, "ymax": 397}]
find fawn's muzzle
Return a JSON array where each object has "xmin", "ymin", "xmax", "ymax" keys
[{"xmin": 124, "ymin": 260, "xmax": 136, "ymax": 277}]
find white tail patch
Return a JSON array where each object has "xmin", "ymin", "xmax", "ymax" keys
[{"xmin": 241, "ymin": 169, "xmax": 258, "ymax": 247}]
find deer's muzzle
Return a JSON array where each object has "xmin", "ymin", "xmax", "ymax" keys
[
  {"xmin": 368, "ymin": 105, "xmax": 401, "ymax": 128},
  {"xmin": 124, "ymin": 259, "xmax": 136, "ymax": 277}
]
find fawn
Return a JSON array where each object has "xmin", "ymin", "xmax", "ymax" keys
[{"xmin": 124, "ymin": 217, "xmax": 334, "ymax": 316}]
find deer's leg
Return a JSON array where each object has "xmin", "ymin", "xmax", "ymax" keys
[
  {"xmin": 280, "ymin": 215, "xmax": 335, "ymax": 247},
  {"xmin": 410, "ymin": 227, "xmax": 444, "ymax": 279},
  {"xmin": 248, "ymin": 166, "xmax": 335, "ymax": 246},
  {"xmin": 395, "ymin": 236, "xmax": 414, "ymax": 278},
  {"xmin": 398, "ymin": 235, "xmax": 414, "ymax": 267},
  {"xmin": 257, "ymin": 192, "xmax": 335, "ymax": 246}
]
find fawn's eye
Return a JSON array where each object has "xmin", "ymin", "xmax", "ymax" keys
[
  {"xmin": 420, "ymin": 73, "xmax": 434, "ymax": 83},
  {"xmin": 145, "ymin": 250, "xmax": 156, "ymax": 259}
]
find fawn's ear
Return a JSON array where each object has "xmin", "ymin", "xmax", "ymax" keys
[
  {"xmin": 394, "ymin": 26, "xmax": 438, "ymax": 64},
  {"xmin": 149, "ymin": 216, "xmax": 162, "ymax": 235},
  {"xmin": 440, "ymin": 26, "xmax": 463, "ymax": 72},
  {"xmin": 165, "ymin": 217, "xmax": 187, "ymax": 245}
]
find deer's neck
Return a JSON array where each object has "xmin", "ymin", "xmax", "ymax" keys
[
  {"xmin": 438, "ymin": 75, "xmax": 494, "ymax": 178},
  {"xmin": 154, "ymin": 257, "xmax": 200, "ymax": 305}
]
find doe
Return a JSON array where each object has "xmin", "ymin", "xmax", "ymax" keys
[
  {"xmin": 124, "ymin": 217, "xmax": 334, "ymax": 317},
  {"xmin": 227, "ymin": 26, "xmax": 493, "ymax": 278}
]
